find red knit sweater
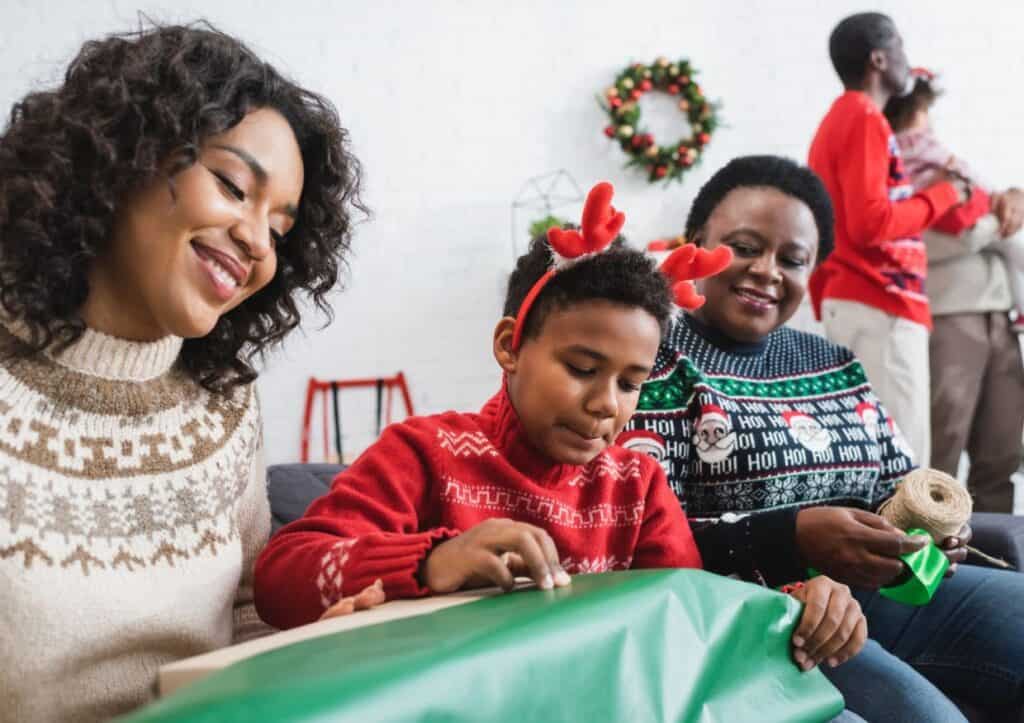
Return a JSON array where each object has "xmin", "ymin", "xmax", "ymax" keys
[
  {"xmin": 255, "ymin": 388, "xmax": 702, "ymax": 629},
  {"xmin": 808, "ymin": 91, "xmax": 961, "ymax": 328}
]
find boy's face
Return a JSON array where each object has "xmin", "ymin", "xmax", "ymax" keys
[{"xmin": 495, "ymin": 300, "xmax": 662, "ymax": 466}]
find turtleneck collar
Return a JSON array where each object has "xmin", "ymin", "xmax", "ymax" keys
[
  {"xmin": 477, "ymin": 381, "xmax": 583, "ymax": 487},
  {"xmin": 2, "ymin": 317, "xmax": 184, "ymax": 383},
  {"xmin": 51, "ymin": 326, "xmax": 183, "ymax": 382}
]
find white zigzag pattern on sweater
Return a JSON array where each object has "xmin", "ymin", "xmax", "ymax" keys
[
  {"xmin": 437, "ymin": 429, "xmax": 499, "ymax": 458},
  {"xmin": 560, "ymin": 555, "xmax": 632, "ymax": 574},
  {"xmin": 567, "ymin": 455, "xmax": 642, "ymax": 487},
  {"xmin": 441, "ymin": 478, "xmax": 644, "ymax": 529},
  {"xmin": 316, "ymin": 538, "xmax": 357, "ymax": 609}
]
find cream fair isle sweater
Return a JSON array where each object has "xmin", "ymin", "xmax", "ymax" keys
[{"xmin": 0, "ymin": 323, "xmax": 270, "ymax": 722}]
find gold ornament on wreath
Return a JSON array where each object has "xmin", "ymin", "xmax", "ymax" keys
[{"xmin": 601, "ymin": 57, "xmax": 720, "ymax": 184}]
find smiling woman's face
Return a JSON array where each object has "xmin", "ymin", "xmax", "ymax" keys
[
  {"xmin": 691, "ymin": 186, "xmax": 819, "ymax": 343},
  {"xmin": 83, "ymin": 107, "xmax": 304, "ymax": 341}
]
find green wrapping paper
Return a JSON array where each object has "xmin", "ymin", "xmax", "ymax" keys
[
  {"xmin": 122, "ymin": 570, "xmax": 843, "ymax": 723},
  {"xmin": 878, "ymin": 527, "xmax": 950, "ymax": 606}
]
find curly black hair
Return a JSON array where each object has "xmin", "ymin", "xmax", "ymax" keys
[
  {"xmin": 0, "ymin": 21, "xmax": 366, "ymax": 391},
  {"xmin": 884, "ymin": 76, "xmax": 940, "ymax": 133},
  {"xmin": 829, "ymin": 12, "xmax": 898, "ymax": 88},
  {"xmin": 503, "ymin": 233, "xmax": 674, "ymax": 343},
  {"xmin": 684, "ymin": 155, "xmax": 835, "ymax": 264}
]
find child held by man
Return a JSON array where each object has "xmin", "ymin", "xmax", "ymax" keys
[{"xmin": 884, "ymin": 68, "xmax": 1024, "ymax": 329}]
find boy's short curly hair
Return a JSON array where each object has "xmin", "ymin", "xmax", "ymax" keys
[
  {"xmin": 684, "ymin": 155, "xmax": 835, "ymax": 264},
  {"xmin": 503, "ymin": 233, "xmax": 674, "ymax": 343},
  {"xmin": 0, "ymin": 21, "xmax": 366, "ymax": 391}
]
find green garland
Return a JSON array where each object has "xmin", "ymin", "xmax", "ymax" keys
[{"xmin": 601, "ymin": 57, "xmax": 720, "ymax": 184}]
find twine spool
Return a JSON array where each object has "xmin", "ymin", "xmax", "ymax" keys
[{"xmin": 878, "ymin": 468, "xmax": 973, "ymax": 541}]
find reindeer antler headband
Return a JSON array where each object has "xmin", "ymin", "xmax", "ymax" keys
[{"xmin": 511, "ymin": 181, "xmax": 733, "ymax": 351}]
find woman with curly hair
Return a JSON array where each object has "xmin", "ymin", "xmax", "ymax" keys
[{"xmin": 0, "ymin": 22, "xmax": 370, "ymax": 722}]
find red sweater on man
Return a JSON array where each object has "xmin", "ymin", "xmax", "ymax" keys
[
  {"xmin": 808, "ymin": 90, "xmax": 961, "ymax": 329},
  {"xmin": 255, "ymin": 388, "xmax": 702, "ymax": 630}
]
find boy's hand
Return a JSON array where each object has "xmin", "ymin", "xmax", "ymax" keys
[
  {"xmin": 795, "ymin": 506, "xmax": 930, "ymax": 588},
  {"xmin": 788, "ymin": 577, "xmax": 867, "ymax": 671},
  {"xmin": 422, "ymin": 518, "xmax": 571, "ymax": 594},
  {"xmin": 319, "ymin": 579, "xmax": 386, "ymax": 621}
]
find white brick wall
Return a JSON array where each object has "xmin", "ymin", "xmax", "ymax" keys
[{"xmin": 1, "ymin": 0, "xmax": 1022, "ymax": 466}]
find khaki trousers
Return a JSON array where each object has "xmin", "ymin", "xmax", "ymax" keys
[
  {"xmin": 929, "ymin": 311, "xmax": 1024, "ymax": 513},
  {"xmin": 821, "ymin": 299, "xmax": 931, "ymax": 467}
]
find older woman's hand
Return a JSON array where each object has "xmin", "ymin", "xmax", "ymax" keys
[
  {"xmin": 795, "ymin": 507, "xmax": 931, "ymax": 589},
  {"xmin": 939, "ymin": 523, "xmax": 971, "ymax": 577},
  {"xmin": 788, "ymin": 576, "xmax": 867, "ymax": 671}
]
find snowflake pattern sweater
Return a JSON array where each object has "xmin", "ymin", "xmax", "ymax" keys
[
  {"xmin": 0, "ymin": 323, "xmax": 270, "ymax": 723},
  {"xmin": 623, "ymin": 314, "xmax": 915, "ymax": 586},
  {"xmin": 807, "ymin": 90, "xmax": 961, "ymax": 328},
  {"xmin": 255, "ymin": 386, "xmax": 702, "ymax": 630}
]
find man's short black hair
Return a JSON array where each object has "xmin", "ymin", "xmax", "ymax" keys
[
  {"xmin": 503, "ymin": 235, "xmax": 673, "ymax": 343},
  {"xmin": 829, "ymin": 12, "xmax": 898, "ymax": 88},
  {"xmin": 684, "ymin": 155, "xmax": 835, "ymax": 264}
]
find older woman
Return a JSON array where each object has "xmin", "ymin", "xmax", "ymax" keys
[
  {"xmin": 626, "ymin": 156, "xmax": 1024, "ymax": 722},
  {"xmin": 0, "ymin": 22, "xmax": 370, "ymax": 722}
]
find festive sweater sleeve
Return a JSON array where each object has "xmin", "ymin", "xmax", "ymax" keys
[
  {"xmin": 233, "ymin": 440, "xmax": 274, "ymax": 642},
  {"xmin": 254, "ymin": 420, "xmax": 457, "ymax": 630},
  {"xmin": 836, "ymin": 112, "xmax": 960, "ymax": 247},
  {"xmin": 693, "ymin": 508, "xmax": 806, "ymax": 587},
  {"xmin": 631, "ymin": 461, "xmax": 703, "ymax": 569},
  {"xmin": 931, "ymin": 187, "xmax": 991, "ymax": 235}
]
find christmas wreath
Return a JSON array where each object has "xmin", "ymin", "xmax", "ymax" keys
[{"xmin": 601, "ymin": 57, "xmax": 719, "ymax": 184}]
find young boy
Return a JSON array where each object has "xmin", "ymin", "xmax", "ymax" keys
[{"xmin": 253, "ymin": 184, "xmax": 866, "ymax": 673}]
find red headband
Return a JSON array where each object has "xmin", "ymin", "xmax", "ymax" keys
[{"xmin": 510, "ymin": 181, "xmax": 733, "ymax": 350}]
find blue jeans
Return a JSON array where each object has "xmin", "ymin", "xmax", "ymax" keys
[{"xmin": 821, "ymin": 565, "xmax": 1024, "ymax": 722}]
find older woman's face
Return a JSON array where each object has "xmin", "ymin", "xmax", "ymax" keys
[
  {"xmin": 85, "ymin": 107, "xmax": 303, "ymax": 340},
  {"xmin": 692, "ymin": 187, "xmax": 818, "ymax": 342}
]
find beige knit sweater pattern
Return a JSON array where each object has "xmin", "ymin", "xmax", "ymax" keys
[{"xmin": 0, "ymin": 324, "xmax": 270, "ymax": 722}]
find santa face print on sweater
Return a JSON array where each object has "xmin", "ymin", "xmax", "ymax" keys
[
  {"xmin": 617, "ymin": 429, "xmax": 671, "ymax": 478},
  {"xmin": 782, "ymin": 410, "xmax": 832, "ymax": 454},
  {"xmin": 887, "ymin": 416, "xmax": 916, "ymax": 463},
  {"xmin": 855, "ymin": 402, "xmax": 881, "ymax": 441},
  {"xmin": 692, "ymin": 404, "xmax": 737, "ymax": 464}
]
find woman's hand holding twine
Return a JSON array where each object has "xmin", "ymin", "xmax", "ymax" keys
[
  {"xmin": 797, "ymin": 468, "xmax": 1004, "ymax": 590},
  {"xmin": 795, "ymin": 507, "xmax": 931, "ymax": 588}
]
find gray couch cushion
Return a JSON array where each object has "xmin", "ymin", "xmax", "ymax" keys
[{"xmin": 267, "ymin": 463, "xmax": 344, "ymax": 533}]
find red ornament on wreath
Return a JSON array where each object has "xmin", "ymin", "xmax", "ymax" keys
[{"xmin": 601, "ymin": 57, "xmax": 721, "ymax": 184}]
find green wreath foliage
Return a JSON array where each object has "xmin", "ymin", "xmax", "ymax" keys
[{"xmin": 601, "ymin": 57, "xmax": 720, "ymax": 184}]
